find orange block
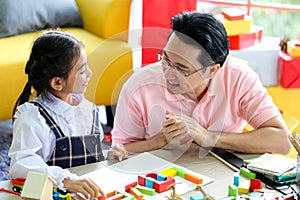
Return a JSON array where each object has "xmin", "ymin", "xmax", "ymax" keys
[
  {"xmin": 184, "ymin": 173, "xmax": 203, "ymax": 184},
  {"xmin": 129, "ymin": 187, "xmax": 143, "ymax": 200},
  {"xmin": 105, "ymin": 191, "xmax": 117, "ymax": 198},
  {"xmin": 106, "ymin": 193, "xmax": 124, "ymax": 200}
]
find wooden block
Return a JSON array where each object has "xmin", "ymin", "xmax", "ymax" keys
[
  {"xmin": 145, "ymin": 177, "xmax": 155, "ymax": 188},
  {"xmin": 240, "ymin": 167, "xmax": 256, "ymax": 179},
  {"xmin": 125, "ymin": 182, "xmax": 137, "ymax": 192},
  {"xmin": 190, "ymin": 193, "xmax": 204, "ymax": 200},
  {"xmin": 129, "ymin": 187, "xmax": 143, "ymax": 200},
  {"xmin": 157, "ymin": 174, "xmax": 167, "ymax": 181},
  {"xmin": 172, "ymin": 166, "xmax": 186, "ymax": 178},
  {"xmin": 21, "ymin": 171, "xmax": 56, "ymax": 200},
  {"xmin": 249, "ymin": 179, "xmax": 262, "ymax": 192},
  {"xmin": 238, "ymin": 180, "xmax": 250, "ymax": 194},
  {"xmin": 105, "ymin": 191, "xmax": 117, "ymax": 198},
  {"xmin": 228, "ymin": 184, "xmax": 238, "ymax": 197},
  {"xmin": 233, "ymin": 172, "xmax": 239, "ymax": 186},
  {"xmin": 135, "ymin": 185, "xmax": 156, "ymax": 196},
  {"xmin": 184, "ymin": 173, "xmax": 203, "ymax": 184},
  {"xmin": 159, "ymin": 168, "xmax": 177, "ymax": 177},
  {"xmin": 105, "ymin": 193, "xmax": 124, "ymax": 200}
]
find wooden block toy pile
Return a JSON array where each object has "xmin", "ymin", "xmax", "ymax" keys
[
  {"xmin": 227, "ymin": 167, "xmax": 296, "ymax": 200},
  {"xmin": 215, "ymin": 7, "xmax": 263, "ymax": 50},
  {"xmin": 99, "ymin": 166, "xmax": 204, "ymax": 200}
]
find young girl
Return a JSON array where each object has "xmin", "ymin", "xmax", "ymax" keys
[{"xmin": 9, "ymin": 30, "xmax": 128, "ymax": 199}]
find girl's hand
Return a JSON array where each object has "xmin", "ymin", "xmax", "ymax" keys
[
  {"xmin": 107, "ymin": 143, "xmax": 128, "ymax": 161},
  {"xmin": 63, "ymin": 178, "xmax": 104, "ymax": 199}
]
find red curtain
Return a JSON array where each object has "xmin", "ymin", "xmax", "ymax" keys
[{"xmin": 142, "ymin": 0, "xmax": 197, "ymax": 66}]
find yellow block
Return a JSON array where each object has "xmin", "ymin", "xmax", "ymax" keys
[
  {"xmin": 238, "ymin": 180, "xmax": 250, "ymax": 194},
  {"xmin": 215, "ymin": 14, "xmax": 252, "ymax": 36},
  {"xmin": 287, "ymin": 40, "xmax": 300, "ymax": 57},
  {"xmin": 159, "ymin": 168, "xmax": 177, "ymax": 177}
]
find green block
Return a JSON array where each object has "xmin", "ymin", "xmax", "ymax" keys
[
  {"xmin": 135, "ymin": 185, "xmax": 156, "ymax": 196},
  {"xmin": 117, "ymin": 191, "xmax": 135, "ymax": 200},
  {"xmin": 228, "ymin": 184, "xmax": 238, "ymax": 197},
  {"xmin": 172, "ymin": 166, "xmax": 186, "ymax": 178},
  {"xmin": 240, "ymin": 167, "xmax": 256, "ymax": 179}
]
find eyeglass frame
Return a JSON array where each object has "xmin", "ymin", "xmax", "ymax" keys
[{"xmin": 157, "ymin": 49, "xmax": 208, "ymax": 77}]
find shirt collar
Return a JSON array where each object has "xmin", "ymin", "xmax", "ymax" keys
[{"xmin": 35, "ymin": 92, "xmax": 73, "ymax": 117}]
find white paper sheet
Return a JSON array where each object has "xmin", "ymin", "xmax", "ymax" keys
[{"xmin": 81, "ymin": 152, "xmax": 214, "ymax": 199}]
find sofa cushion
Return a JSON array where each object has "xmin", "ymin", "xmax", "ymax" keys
[{"xmin": 0, "ymin": 0, "xmax": 83, "ymax": 38}]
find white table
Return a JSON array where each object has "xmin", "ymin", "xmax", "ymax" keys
[{"xmin": 0, "ymin": 143, "xmax": 296, "ymax": 199}]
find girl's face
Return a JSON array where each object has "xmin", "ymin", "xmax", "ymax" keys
[{"xmin": 65, "ymin": 48, "xmax": 92, "ymax": 94}]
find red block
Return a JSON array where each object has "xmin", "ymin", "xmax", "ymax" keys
[
  {"xmin": 278, "ymin": 51, "xmax": 300, "ymax": 88},
  {"xmin": 249, "ymin": 179, "xmax": 262, "ymax": 192},
  {"xmin": 125, "ymin": 182, "xmax": 137, "ymax": 192},
  {"xmin": 229, "ymin": 26, "xmax": 263, "ymax": 50},
  {"xmin": 153, "ymin": 176, "xmax": 175, "ymax": 193}
]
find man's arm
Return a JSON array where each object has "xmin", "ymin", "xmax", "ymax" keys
[
  {"xmin": 193, "ymin": 116, "xmax": 291, "ymax": 154},
  {"xmin": 123, "ymin": 134, "xmax": 167, "ymax": 153}
]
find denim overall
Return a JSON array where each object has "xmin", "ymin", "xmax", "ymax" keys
[{"xmin": 32, "ymin": 102, "xmax": 105, "ymax": 169}]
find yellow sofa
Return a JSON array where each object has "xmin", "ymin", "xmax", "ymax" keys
[{"xmin": 0, "ymin": 0, "xmax": 133, "ymax": 120}]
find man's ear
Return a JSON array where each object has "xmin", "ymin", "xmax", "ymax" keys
[
  {"xmin": 49, "ymin": 77, "xmax": 64, "ymax": 91},
  {"xmin": 206, "ymin": 64, "xmax": 220, "ymax": 78}
]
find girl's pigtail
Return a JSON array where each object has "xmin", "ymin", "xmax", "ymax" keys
[
  {"xmin": 12, "ymin": 81, "xmax": 32, "ymax": 117},
  {"xmin": 12, "ymin": 59, "xmax": 34, "ymax": 117}
]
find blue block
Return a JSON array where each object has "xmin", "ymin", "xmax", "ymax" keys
[
  {"xmin": 157, "ymin": 174, "xmax": 167, "ymax": 181},
  {"xmin": 233, "ymin": 172, "xmax": 239, "ymax": 186},
  {"xmin": 190, "ymin": 193, "xmax": 204, "ymax": 200},
  {"xmin": 145, "ymin": 177, "xmax": 155, "ymax": 188}
]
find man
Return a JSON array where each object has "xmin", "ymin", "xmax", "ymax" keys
[{"xmin": 111, "ymin": 11, "xmax": 291, "ymax": 155}]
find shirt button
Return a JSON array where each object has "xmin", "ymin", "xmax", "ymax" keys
[{"xmin": 59, "ymin": 143, "xmax": 68, "ymax": 151}]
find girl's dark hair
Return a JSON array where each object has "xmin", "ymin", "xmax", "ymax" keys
[
  {"xmin": 13, "ymin": 30, "xmax": 83, "ymax": 116},
  {"xmin": 170, "ymin": 11, "xmax": 229, "ymax": 68}
]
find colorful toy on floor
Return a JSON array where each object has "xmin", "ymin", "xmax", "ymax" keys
[
  {"xmin": 53, "ymin": 188, "xmax": 72, "ymax": 200},
  {"xmin": 0, "ymin": 187, "xmax": 21, "ymax": 196},
  {"xmin": 21, "ymin": 171, "xmax": 56, "ymax": 200},
  {"xmin": 11, "ymin": 177, "xmax": 26, "ymax": 193},
  {"xmin": 99, "ymin": 166, "xmax": 205, "ymax": 199}
]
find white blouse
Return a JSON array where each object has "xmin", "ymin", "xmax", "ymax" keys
[{"xmin": 9, "ymin": 92, "xmax": 104, "ymax": 189}]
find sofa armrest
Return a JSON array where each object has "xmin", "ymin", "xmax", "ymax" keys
[{"xmin": 75, "ymin": 0, "xmax": 132, "ymax": 41}]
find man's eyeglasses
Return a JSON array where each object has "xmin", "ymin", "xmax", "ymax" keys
[{"xmin": 157, "ymin": 50, "xmax": 205, "ymax": 77}]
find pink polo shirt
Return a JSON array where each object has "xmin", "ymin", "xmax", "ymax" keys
[{"xmin": 112, "ymin": 57, "xmax": 280, "ymax": 144}]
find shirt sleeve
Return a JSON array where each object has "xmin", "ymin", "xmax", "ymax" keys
[
  {"xmin": 8, "ymin": 103, "xmax": 78, "ymax": 190},
  {"xmin": 111, "ymin": 82, "xmax": 146, "ymax": 144},
  {"xmin": 238, "ymin": 68, "xmax": 281, "ymax": 129}
]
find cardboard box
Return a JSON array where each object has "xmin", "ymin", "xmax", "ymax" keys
[
  {"xmin": 230, "ymin": 36, "xmax": 280, "ymax": 86},
  {"xmin": 215, "ymin": 14, "xmax": 252, "ymax": 36},
  {"xmin": 278, "ymin": 51, "xmax": 300, "ymax": 88},
  {"xmin": 287, "ymin": 40, "xmax": 300, "ymax": 57},
  {"xmin": 229, "ymin": 25, "xmax": 263, "ymax": 50}
]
